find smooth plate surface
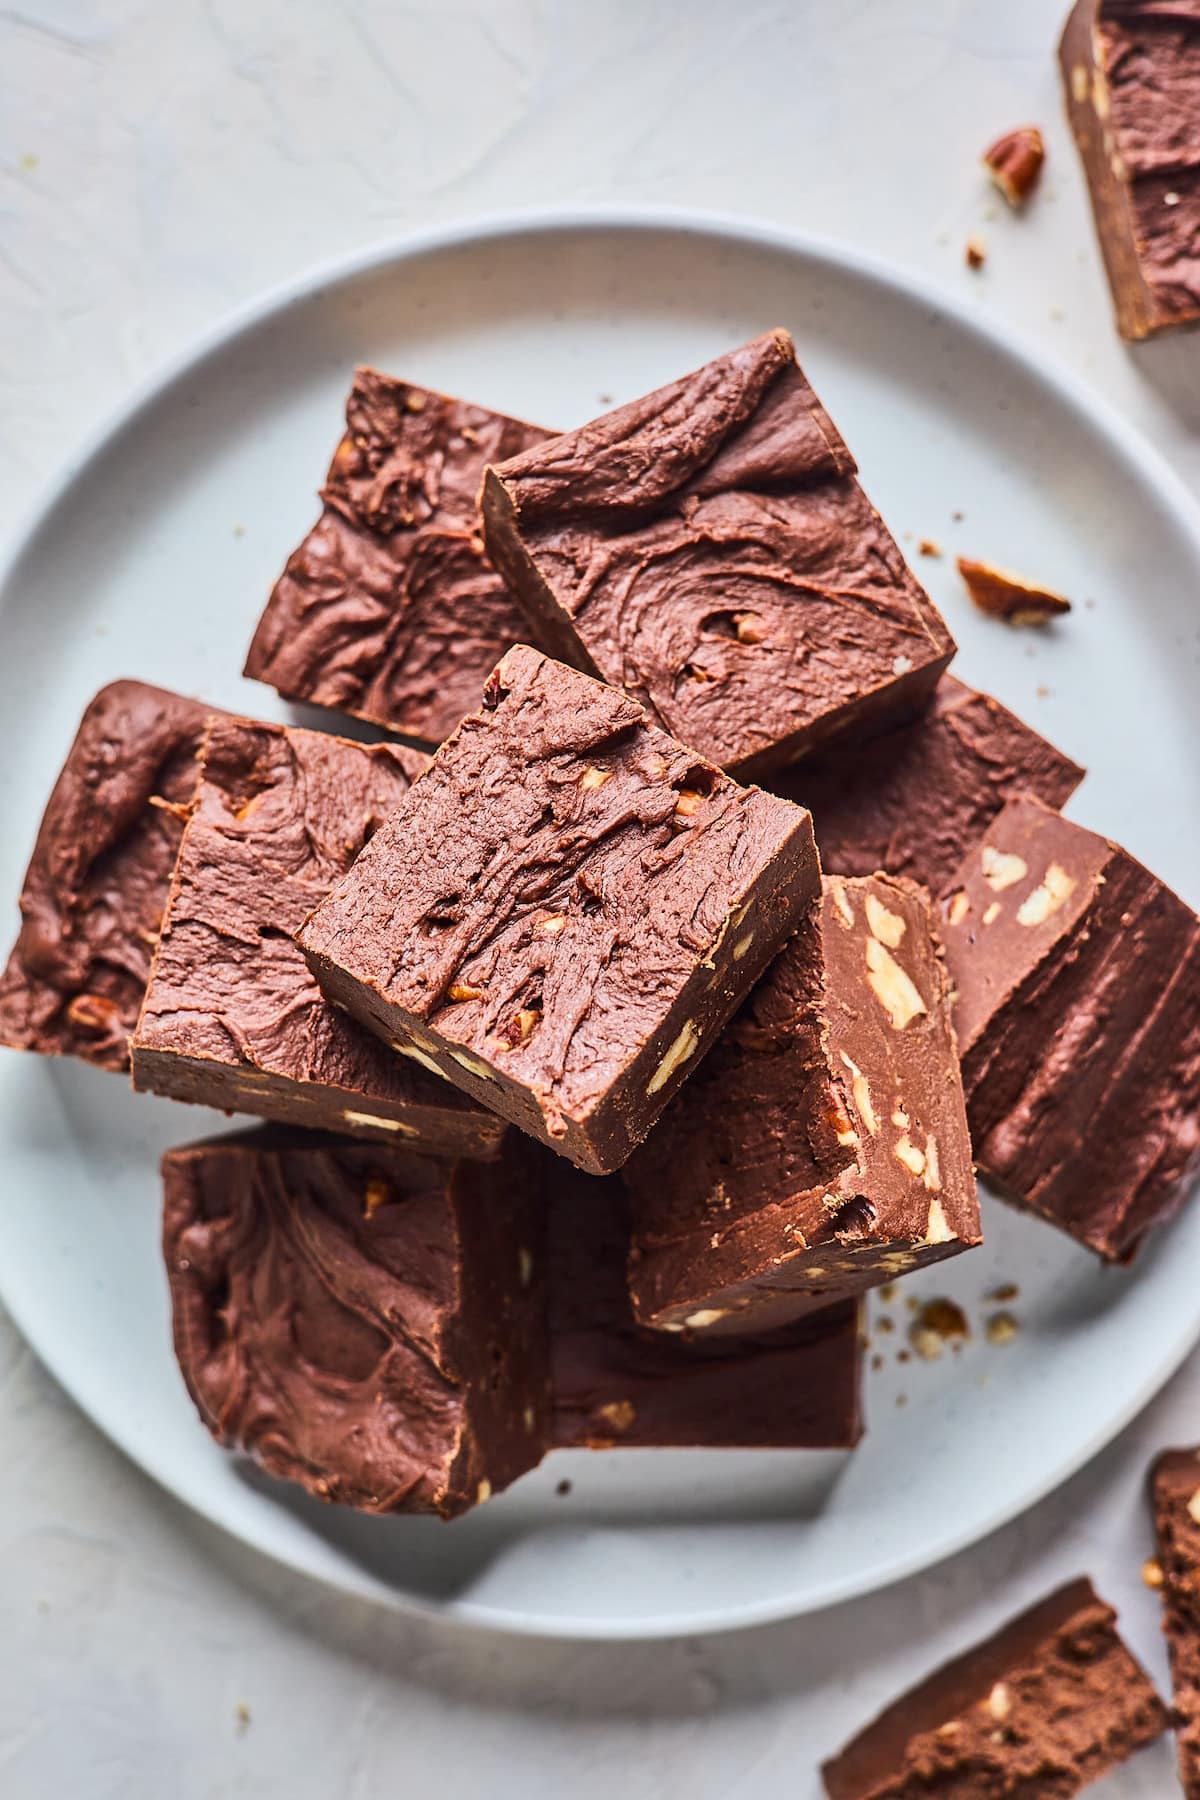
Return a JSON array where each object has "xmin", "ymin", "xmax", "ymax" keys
[{"xmin": 1, "ymin": 213, "xmax": 1198, "ymax": 1641}]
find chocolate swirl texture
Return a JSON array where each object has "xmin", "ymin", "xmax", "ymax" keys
[
  {"xmin": 482, "ymin": 331, "xmax": 954, "ymax": 779},
  {"xmin": 163, "ymin": 1129, "xmax": 550, "ymax": 1517},
  {"xmin": 0, "ymin": 681, "xmax": 217, "ymax": 1070},
  {"xmin": 300, "ymin": 646, "xmax": 820, "ymax": 1173},
  {"xmin": 244, "ymin": 367, "xmax": 553, "ymax": 745}
]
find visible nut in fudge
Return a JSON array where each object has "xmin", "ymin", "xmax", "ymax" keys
[
  {"xmin": 823, "ymin": 1576, "xmax": 1167, "ymax": 1799},
  {"xmin": 0, "ymin": 681, "xmax": 220, "ymax": 1071},
  {"xmin": 941, "ymin": 795, "xmax": 1200, "ymax": 1261},
  {"xmin": 1151, "ymin": 1448, "xmax": 1200, "ymax": 1796},
  {"xmin": 299, "ymin": 645, "xmax": 820, "ymax": 1174},
  {"xmin": 1061, "ymin": 0, "xmax": 1200, "ymax": 340},
  {"xmin": 549, "ymin": 1168, "xmax": 862, "ymax": 1449},
  {"xmin": 625, "ymin": 876, "xmax": 979, "ymax": 1336},
  {"xmin": 162, "ymin": 1128, "xmax": 550, "ymax": 1517},
  {"xmin": 772, "ymin": 674, "xmax": 1084, "ymax": 897},
  {"xmin": 132, "ymin": 716, "xmax": 505, "ymax": 1157},
  {"xmin": 244, "ymin": 367, "xmax": 552, "ymax": 745},
  {"xmin": 480, "ymin": 330, "xmax": 954, "ymax": 780}
]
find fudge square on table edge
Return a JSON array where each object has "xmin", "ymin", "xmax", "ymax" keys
[
  {"xmin": 771, "ymin": 671, "xmax": 1085, "ymax": 898},
  {"xmin": 549, "ymin": 1166, "xmax": 862, "ymax": 1449},
  {"xmin": 132, "ymin": 713, "xmax": 507, "ymax": 1159},
  {"xmin": 625, "ymin": 874, "xmax": 979, "ymax": 1337},
  {"xmin": 822, "ymin": 1576, "xmax": 1168, "ymax": 1799},
  {"xmin": 1061, "ymin": 0, "xmax": 1200, "ymax": 341},
  {"xmin": 0, "ymin": 680, "xmax": 220, "ymax": 1072},
  {"xmin": 244, "ymin": 366, "xmax": 554, "ymax": 746},
  {"xmin": 940, "ymin": 794, "xmax": 1200, "ymax": 1262},
  {"xmin": 480, "ymin": 329, "xmax": 954, "ymax": 781},
  {"xmin": 162, "ymin": 1127, "xmax": 550, "ymax": 1518},
  {"xmin": 1151, "ymin": 1448, "xmax": 1200, "ymax": 1797},
  {"xmin": 299, "ymin": 645, "xmax": 821, "ymax": 1175}
]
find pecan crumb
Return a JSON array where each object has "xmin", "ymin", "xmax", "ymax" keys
[
  {"xmin": 983, "ymin": 126, "xmax": 1046, "ymax": 207},
  {"xmin": 918, "ymin": 538, "xmax": 942, "ymax": 558},
  {"xmin": 965, "ymin": 235, "xmax": 987, "ymax": 270},
  {"xmin": 1143, "ymin": 1557, "xmax": 1165, "ymax": 1590},
  {"xmin": 909, "ymin": 1297, "xmax": 970, "ymax": 1360},
  {"xmin": 957, "ymin": 556, "xmax": 1071, "ymax": 626}
]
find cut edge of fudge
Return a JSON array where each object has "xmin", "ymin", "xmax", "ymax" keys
[
  {"xmin": 299, "ymin": 645, "xmax": 821, "ymax": 1175},
  {"xmin": 162, "ymin": 1125, "xmax": 551, "ymax": 1518},
  {"xmin": 131, "ymin": 712, "xmax": 508, "ymax": 1160},
  {"xmin": 941, "ymin": 794, "xmax": 1200, "ymax": 1263},
  {"xmin": 1151, "ymin": 1447, "xmax": 1200, "ymax": 1795},
  {"xmin": 480, "ymin": 330, "xmax": 954, "ymax": 780},
  {"xmin": 625, "ymin": 874, "xmax": 980, "ymax": 1337},
  {"xmin": 243, "ymin": 366, "xmax": 554, "ymax": 746},
  {"xmin": 822, "ymin": 1575, "xmax": 1168, "ymax": 1799},
  {"xmin": 1060, "ymin": 0, "xmax": 1200, "ymax": 341},
  {"xmin": 134, "ymin": 1034, "xmax": 509, "ymax": 1158},
  {"xmin": 0, "ymin": 680, "xmax": 218, "ymax": 1072}
]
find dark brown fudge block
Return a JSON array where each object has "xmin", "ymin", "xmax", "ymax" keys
[
  {"xmin": 549, "ymin": 1169, "xmax": 862, "ymax": 1449},
  {"xmin": 1151, "ymin": 1448, "xmax": 1200, "ymax": 1796},
  {"xmin": 823, "ymin": 1576, "xmax": 1167, "ymax": 1798},
  {"xmin": 1061, "ymin": 0, "xmax": 1200, "ymax": 340},
  {"xmin": 940, "ymin": 795, "xmax": 1200, "ymax": 1261},
  {"xmin": 244, "ymin": 368, "xmax": 552, "ymax": 745},
  {"xmin": 0, "ymin": 681, "xmax": 220, "ymax": 1071},
  {"xmin": 626, "ymin": 876, "xmax": 979, "ymax": 1337},
  {"xmin": 772, "ymin": 674, "xmax": 1085, "ymax": 897},
  {"xmin": 132, "ymin": 716, "xmax": 506, "ymax": 1158},
  {"xmin": 300, "ymin": 646, "xmax": 820, "ymax": 1175},
  {"xmin": 480, "ymin": 331, "xmax": 954, "ymax": 781},
  {"xmin": 162, "ymin": 1128, "xmax": 549, "ymax": 1517}
]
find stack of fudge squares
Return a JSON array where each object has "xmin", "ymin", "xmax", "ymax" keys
[{"xmin": 3, "ymin": 328, "xmax": 1200, "ymax": 1778}]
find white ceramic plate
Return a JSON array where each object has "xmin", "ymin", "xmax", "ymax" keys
[{"xmin": 2, "ymin": 212, "xmax": 1199, "ymax": 1642}]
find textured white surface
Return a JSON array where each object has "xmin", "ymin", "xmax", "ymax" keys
[{"xmin": 2, "ymin": 0, "xmax": 1199, "ymax": 1793}]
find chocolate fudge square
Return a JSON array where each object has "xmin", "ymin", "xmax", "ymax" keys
[
  {"xmin": 626, "ymin": 876, "xmax": 979, "ymax": 1336},
  {"xmin": 823, "ymin": 1576, "xmax": 1167, "ymax": 1799},
  {"xmin": 1062, "ymin": 0, "xmax": 1200, "ymax": 340},
  {"xmin": 549, "ymin": 1169, "xmax": 862, "ymax": 1449},
  {"xmin": 0, "ymin": 680, "xmax": 221, "ymax": 1071},
  {"xmin": 300, "ymin": 645, "xmax": 820, "ymax": 1174},
  {"xmin": 481, "ymin": 330, "xmax": 954, "ymax": 780},
  {"xmin": 163, "ymin": 1129, "xmax": 549, "ymax": 1517},
  {"xmin": 1151, "ymin": 1448, "xmax": 1200, "ymax": 1796},
  {"xmin": 773, "ymin": 673, "xmax": 1085, "ymax": 897},
  {"xmin": 941, "ymin": 795, "xmax": 1200, "ymax": 1261},
  {"xmin": 244, "ymin": 368, "xmax": 552, "ymax": 745},
  {"xmin": 133, "ymin": 716, "xmax": 505, "ymax": 1158}
]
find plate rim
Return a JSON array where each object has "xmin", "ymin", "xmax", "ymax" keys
[{"xmin": 3, "ymin": 205, "xmax": 1200, "ymax": 1642}]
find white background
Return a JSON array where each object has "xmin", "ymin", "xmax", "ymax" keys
[{"xmin": 2, "ymin": 2, "xmax": 1199, "ymax": 1794}]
